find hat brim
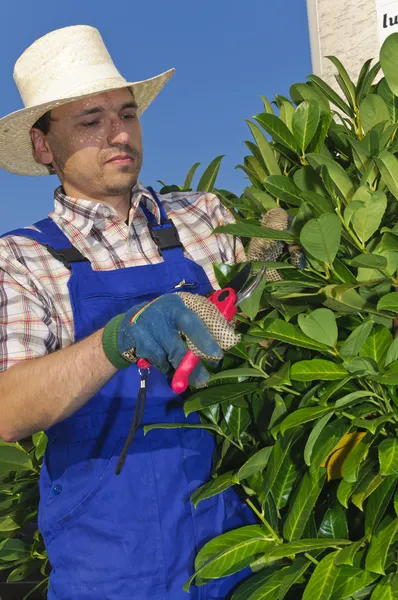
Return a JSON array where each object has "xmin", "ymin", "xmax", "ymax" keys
[{"xmin": 0, "ymin": 68, "xmax": 174, "ymax": 176}]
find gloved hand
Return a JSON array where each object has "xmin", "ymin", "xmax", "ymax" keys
[
  {"xmin": 102, "ymin": 292, "xmax": 241, "ymax": 388},
  {"xmin": 247, "ymin": 207, "xmax": 306, "ymax": 280}
]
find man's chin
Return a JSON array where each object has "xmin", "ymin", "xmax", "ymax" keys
[{"xmin": 105, "ymin": 174, "xmax": 139, "ymax": 195}]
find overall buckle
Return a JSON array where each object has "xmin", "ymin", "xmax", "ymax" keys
[{"xmin": 148, "ymin": 220, "xmax": 183, "ymax": 254}]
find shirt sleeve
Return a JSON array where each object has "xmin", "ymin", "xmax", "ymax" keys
[
  {"xmin": 0, "ymin": 243, "xmax": 58, "ymax": 373},
  {"xmin": 206, "ymin": 193, "xmax": 246, "ymax": 264}
]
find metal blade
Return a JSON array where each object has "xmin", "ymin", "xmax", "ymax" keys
[
  {"xmin": 224, "ymin": 263, "xmax": 252, "ymax": 293},
  {"xmin": 236, "ymin": 265, "xmax": 267, "ymax": 305}
]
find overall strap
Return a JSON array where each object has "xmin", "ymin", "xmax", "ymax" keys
[
  {"xmin": 1, "ymin": 217, "xmax": 88, "ymax": 270},
  {"xmin": 142, "ymin": 187, "xmax": 184, "ymax": 256}
]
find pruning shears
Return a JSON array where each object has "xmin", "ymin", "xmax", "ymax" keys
[{"xmin": 170, "ymin": 263, "xmax": 267, "ymax": 394}]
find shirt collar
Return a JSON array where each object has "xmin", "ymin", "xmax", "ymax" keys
[{"xmin": 51, "ymin": 181, "xmax": 161, "ymax": 238}]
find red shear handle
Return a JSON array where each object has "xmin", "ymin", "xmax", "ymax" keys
[{"xmin": 171, "ymin": 288, "xmax": 237, "ymax": 394}]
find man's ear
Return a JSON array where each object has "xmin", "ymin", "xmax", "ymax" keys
[{"xmin": 30, "ymin": 128, "xmax": 54, "ymax": 165}]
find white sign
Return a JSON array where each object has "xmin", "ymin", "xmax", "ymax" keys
[{"xmin": 377, "ymin": 0, "xmax": 398, "ymax": 45}]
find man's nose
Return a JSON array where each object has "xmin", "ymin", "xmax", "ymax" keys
[{"xmin": 108, "ymin": 119, "xmax": 130, "ymax": 146}]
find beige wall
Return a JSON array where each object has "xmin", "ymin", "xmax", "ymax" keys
[{"xmin": 306, "ymin": 0, "xmax": 380, "ymax": 86}]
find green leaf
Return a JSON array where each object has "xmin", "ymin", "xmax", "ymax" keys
[
  {"xmin": 375, "ymin": 150, "xmax": 398, "ymax": 200},
  {"xmin": 335, "ymin": 537, "xmax": 366, "ymax": 566},
  {"xmin": 365, "ymin": 475, "xmax": 398, "ymax": 536},
  {"xmin": 378, "ymin": 78, "xmax": 398, "ymax": 123},
  {"xmin": 194, "ymin": 525, "xmax": 272, "ymax": 571},
  {"xmin": 246, "ymin": 121, "xmax": 281, "ymax": 176},
  {"xmin": 300, "ymin": 214, "xmax": 341, "ymax": 265},
  {"xmin": 359, "ymin": 95, "xmax": 390, "ymax": 134},
  {"xmin": 341, "ymin": 433, "xmax": 373, "ymax": 483},
  {"xmin": 291, "ymin": 359, "xmax": 348, "ymax": 382},
  {"xmin": 184, "ymin": 530, "xmax": 275, "ymax": 589},
  {"xmin": 377, "ymin": 292, "xmax": 398, "ymax": 312},
  {"xmin": 263, "ymin": 175, "xmax": 302, "ymax": 206},
  {"xmin": 254, "ymin": 113, "xmax": 301, "ymax": 155},
  {"xmin": 340, "ymin": 321, "xmax": 374, "ymax": 358},
  {"xmin": 379, "ymin": 439, "xmax": 398, "ymax": 475},
  {"xmin": 292, "ymin": 100, "xmax": 321, "ymax": 153},
  {"xmin": 214, "ymin": 222, "xmax": 296, "ymax": 242},
  {"xmin": 211, "ymin": 368, "xmax": 266, "ymax": 381},
  {"xmin": 304, "ymin": 413, "xmax": 334, "ymax": 466},
  {"xmin": 246, "ymin": 569, "xmax": 290, "ymax": 600},
  {"xmin": 253, "ymin": 319, "xmax": 331, "ymax": 352},
  {"xmin": 308, "ymin": 73, "xmax": 354, "ymax": 116},
  {"xmin": 0, "ymin": 538, "xmax": 30, "ymax": 562},
  {"xmin": 350, "ymin": 254, "xmax": 387, "ymax": 269},
  {"xmin": 270, "ymin": 451, "xmax": 299, "ymax": 510},
  {"xmin": 310, "ymin": 418, "xmax": 352, "ymax": 471},
  {"xmin": 279, "ymin": 407, "xmax": 333, "ymax": 436},
  {"xmin": 318, "ymin": 505, "xmax": 349, "ymax": 540},
  {"xmin": 375, "ymin": 360, "xmax": 398, "ymax": 384},
  {"xmin": 326, "ymin": 56, "xmax": 356, "ymax": 108},
  {"xmin": 302, "ymin": 550, "xmax": 341, "ymax": 600},
  {"xmin": 385, "ymin": 337, "xmax": 398, "ymax": 367},
  {"xmin": 329, "ymin": 565, "xmax": 379, "ymax": 600},
  {"xmin": 262, "ymin": 362, "xmax": 291, "ymax": 391},
  {"xmin": 262, "ymin": 432, "xmax": 300, "ymax": 504},
  {"xmin": 237, "ymin": 448, "xmax": 273, "ymax": 481},
  {"xmin": 365, "ymin": 517, "xmax": 398, "ymax": 575},
  {"xmin": 337, "ymin": 458, "xmax": 377, "ymax": 508},
  {"xmin": 183, "ymin": 162, "xmax": 201, "ymax": 190},
  {"xmin": 290, "ymin": 82, "xmax": 330, "ymax": 113},
  {"xmin": 370, "ymin": 574, "xmax": 398, "ymax": 600},
  {"xmin": 352, "ymin": 471, "xmax": 385, "ymax": 511},
  {"xmin": 196, "ymin": 155, "xmax": 224, "ymax": 192},
  {"xmin": 359, "ymin": 325, "xmax": 393, "ymax": 369},
  {"xmin": 224, "ymin": 405, "xmax": 250, "ymax": 439},
  {"xmin": 306, "ymin": 153, "xmax": 355, "ymax": 201},
  {"xmin": 283, "ymin": 469, "xmax": 326, "ymax": 541},
  {"xmin": 31, "ymin": 431, "xmax": 47, "ymax": 461},
  {"xmin": 278, "ymin": 557, "xmax": 312, "ymax": 600},
  {"xmin": 265, "ymin": 538, "xmax": 349, "ymax": 560},
  {"xmin": 380, "ymin": 33, "xmax": 398, "ymax": 96},
  {"xmin": 144, "ymin": 422, "xmax": 219, "ymax": 435},
  {"xmin": 6, "ymin": 560, "xmax": 43, "ymax": 583},
  {"xmin": 0, "ymin": 441, "xmax": 34, "ymax": 474},
  {"xmin": 298, "ymin": 308, "xmax": 337, "ymax": 348},
  {"xmin": 190, "ymin": 472, "xmax": 235, "ymax": 508},
  {"xmin": 349, "ymin": 191, "xmax": 388, "ymax": 244},
  {"xmin": 184, "ymin": 383, "xmax": 258, "ymax": 416}
]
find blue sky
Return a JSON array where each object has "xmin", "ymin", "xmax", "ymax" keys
[{"xmin": 0, "ymin": 0, "xmax": 312, "ymax": 231}]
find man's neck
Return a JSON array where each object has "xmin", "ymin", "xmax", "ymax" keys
[{"xmin": 62, "ymin": 183, "xmax": 131, "ymax": 221}]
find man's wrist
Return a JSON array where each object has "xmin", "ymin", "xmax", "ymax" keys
[{"xmin": 102, "ymin": 314, "xmax": 133, "ymax": 370}]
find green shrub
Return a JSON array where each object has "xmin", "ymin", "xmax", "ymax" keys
[{"xmin": 149, "ymin": 34, "xmax": 398, "ymax": 599}]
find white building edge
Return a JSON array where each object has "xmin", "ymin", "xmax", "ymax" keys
[{"xmin": 306, "ymin": 0, "xmax": 398, "ymax": 85}]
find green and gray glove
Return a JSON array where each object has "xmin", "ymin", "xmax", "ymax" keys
[{"xmin": 102, "ymin": 292, "xmax": 241, "ymax": 388}]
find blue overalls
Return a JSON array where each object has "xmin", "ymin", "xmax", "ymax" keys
[{"xmin": 5, "ymin": 190, "xmax": 255, "ymax": 599}]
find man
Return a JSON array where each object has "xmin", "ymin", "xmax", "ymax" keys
[{"xmin": 0, "ymin": 25, "xmax": 256, "ymax": 599}]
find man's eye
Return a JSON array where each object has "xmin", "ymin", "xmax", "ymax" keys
[
  {"xmin": 121, "ymin": 114, "xmax": 136, "ymax": 120},
  {"xmin": 82, "ymin": 121, "xmax": 99, "ymax": 128}
]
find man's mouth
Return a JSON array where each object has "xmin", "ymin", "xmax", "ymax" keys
[{"xmin": 105, "ymin": 154, "xmax": 134, "ymax": 165}]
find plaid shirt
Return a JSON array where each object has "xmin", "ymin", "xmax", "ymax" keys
[{"xmin": 0, "ymin": 182, "xmax": 244, "ymax": 372}]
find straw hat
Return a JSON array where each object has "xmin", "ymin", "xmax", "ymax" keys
[{"xmin": 0, "ymin": 25, "xmax": 174, "ymax": 176}]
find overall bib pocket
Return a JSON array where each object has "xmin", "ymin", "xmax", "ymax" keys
[{"xmin": 40, "ymin": 434, "xmax": 122, "ymax": 544}]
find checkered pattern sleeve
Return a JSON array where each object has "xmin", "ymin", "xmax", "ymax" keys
[
  {"xmin": 0, "ymin": 240, "xmax": 59, "ymax": 372},
  {"xmin": 208, "ymin": 193, "xmax": 246, "ymax": 264}
]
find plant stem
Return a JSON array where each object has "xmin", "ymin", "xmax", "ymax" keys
[
  {"xmin": 304, "ymin": 552, "xmax": 319, "ymax": 566},
  {"xmin": 245, "ymin": 498, "xmax": 282, "ymax": 543}
]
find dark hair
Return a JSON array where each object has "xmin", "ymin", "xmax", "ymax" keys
[{"xmin": 32, "ymin": 111, "xmax": 51, "ymax": 134}]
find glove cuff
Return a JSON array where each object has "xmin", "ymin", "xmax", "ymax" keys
[{"xmin": 102, "ymin": 314, "xmax": 132, "ymax": 370}]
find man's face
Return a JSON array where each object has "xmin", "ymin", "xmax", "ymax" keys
[{"xmin": 35, "ymin": 88, "xmax": 143, "ymax": 199}]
